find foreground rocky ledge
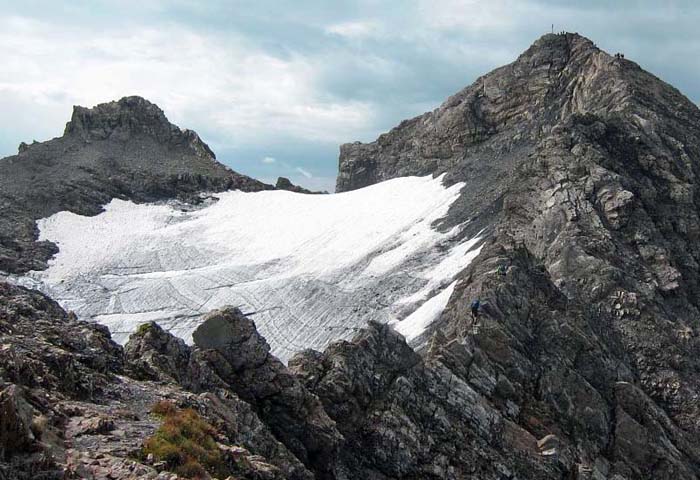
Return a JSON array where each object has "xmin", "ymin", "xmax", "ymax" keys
[
  {"xmin": 4, "ymin": 276, "xmax": 693, "ymax": 479},
  {"xmin": 0, "ymin": 282, "xmax": 556, "ymax": 479}
]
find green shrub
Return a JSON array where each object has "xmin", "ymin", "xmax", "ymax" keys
[
  {"xmin": 177, "ymin": 460, "xmax": 208, "ymax": 478},
  {"xmin": 143, "ymin": 403, "xmax": 228, "ymax": 479},
  {"xmin": 136, "ymin": 322, "xmax": 155, "ymax": 335}
]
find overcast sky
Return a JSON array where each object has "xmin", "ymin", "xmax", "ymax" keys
[{"xmin": 1, "ymin": 1, "xmax": 698, "ymax": 191}]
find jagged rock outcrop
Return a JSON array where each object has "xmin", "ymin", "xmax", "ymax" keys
[
  {"xmin": 124, "ymin": 322, "xmax": 191, "ymax": 382},
  {"xmin": 0, "ymin": 282, "xmax": 123, "ymax": 398},
  {"xmin": 64, "ymin": 97, "xmax": 214, "ymax": 157},
  {"xmin": 290, "ymin": 322, "xmax": 561, "ymax": 479},
  {"xmin": 124, "ymin": 308, "xmax": 330, "ymax": 480},
  {"xmin": 0, "ymin": 96, "xmax": 272, "ymax": 273},
  {"xmin": 191, "ymin": 307, "xmax": 342, "ymax": 479},
  {"xmin": 0, "ymin": 280, "xmax": 318, "ymax": 480},
  {"xmin": 275, "ymin": 177, "xmax": 326, "ymax": 194},
  {"xmin": 0, "ymin": 278, "xmax": 578, "ymax": 480},
  {"xmin": 0, "ymin": 282, "xmax": 128, "ymax": 478},
  {"xmin": 2, "ymin": 265, "xmax": 698, "ymax": 479},
  {"xmin": 0, "ymin": 278, "xmax": 571, "ymax": 479}
]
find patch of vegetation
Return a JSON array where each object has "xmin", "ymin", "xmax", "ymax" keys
[
  {"xmin": 30, "ymin": 414, "xmax": 49, "ymax": 439},
  {"xmin": 143, "ymin": 401, "xmax": 228, "ymax": 479},
  {"xmin": 136, "ymin": 322, "xmax": 156, "ymax": 335},
  {"xmin": 151, "ymin": 400, "xmax": 178, "ymax": 417}
]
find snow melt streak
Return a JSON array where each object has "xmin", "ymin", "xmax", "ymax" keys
[{"xmin": 23, "ymin": 175, "xmax": 483, "ymax": 361}]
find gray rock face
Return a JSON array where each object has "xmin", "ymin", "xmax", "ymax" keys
[
  {"xmin": 0, "ymin": 385, "xmax": 36, "ymax": 457},
  {"xmin": 192, "ymin": 307, "xmax": 270, "ymax": 370},
  {"xmin": 0, "ymin": 96, "xmax": 272, "ymax": 274},
  {"xmin": 64, "ymin": 96, "xmax": 212, "ymax": 156},
  {"xmin": 275, "ymin": 176, "xmax": 326, "ymax": 194},
  {"xmin": 0, "ymin": 281, "xmax": 316, "ymax": 480},
  {"xmin": 0, "ymin": 282, "xmax": 123, "ymax": 398},
  {"xmin": 337, "ymin": 33, "xmax": 632, "ymax": 195},
  {"xmin": 290, "ymin": 322, "xmax": 558, "ymax": 479},
  {"xmin": 124, "ymin": 321, "xmax": 191, "ymax": 382},
  {"xmin": 337, "ymin": 32, "xmax": 700, "ymax": 479}
]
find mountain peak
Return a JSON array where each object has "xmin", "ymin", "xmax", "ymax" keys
[
  {"xmin": 62, "ymin": 96, "xmax": 218, "ymax": 161},
  {"xmin": 65, "ymin": 96, "xmax": 168, "ymax": 138},
  {"xmin": 336, "ymin": 31, "xmax": 696, "ymax": 193},
  {"xmin": 333, "ymin": 31, "xmax": 700, "ymax": 477},
  {"xmin": 528, "ymin": 31, "xmax": 598, "ymax": 54},
  {"xmin": 0, "ymin": 96, "xmax": 270, "ymax": 273},
  {"xmin": 515, "ymin": 32, "xmax": 604, "ymax": 78}
]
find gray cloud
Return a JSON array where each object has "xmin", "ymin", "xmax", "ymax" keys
[{"xmin": 1, "ymin": 1, "xmax": 698, "ymax": 192}]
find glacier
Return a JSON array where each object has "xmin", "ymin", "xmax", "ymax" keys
[{"xmin": 16, "ymin": 175, "xmax": 483, "ymax": 361}]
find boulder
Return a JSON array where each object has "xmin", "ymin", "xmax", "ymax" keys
[
  {"xmin": 124, "ymin": 322, "xmax": 191, "ymax": 382},
  {"xmin": 193, "ymin": 307, "xmax": 342, "ymax": 477}
]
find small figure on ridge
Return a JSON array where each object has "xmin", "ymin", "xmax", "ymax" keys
[{"xmin": 470, "ymin": 299, "xmax": 481, "ymax": 320}]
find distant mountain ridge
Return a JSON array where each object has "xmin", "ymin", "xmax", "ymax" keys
[{"xmin": 0, "ymin": 96, "xmax": 271, "ymax": 273}]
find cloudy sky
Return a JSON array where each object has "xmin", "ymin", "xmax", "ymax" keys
[{"xmin": 1, "ymin": 1, "xmax": 698, "ymax": 191}]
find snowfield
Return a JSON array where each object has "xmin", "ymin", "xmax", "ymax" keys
[{"xmin": 18, "ymin": 175, "xmax": 483, "ymax": 361}]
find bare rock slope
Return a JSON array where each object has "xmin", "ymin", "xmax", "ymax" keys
[
  {"xmin": 0, "ymin": 281, "xmax": 562, "ymax": 479},
  {"xmin": 337, "ymin": 32, "xmax": 700, "ymax": 478},
  {"xmin": 0, "ymin": 282, "xmax": 315, "ymax": 480}
]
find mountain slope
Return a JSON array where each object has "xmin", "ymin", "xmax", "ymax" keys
[
  {"xmin": 0, "ymin": 282, "xmax": 559, "ymax": 479},
  {"xmin": 0, "ymin": 282, "xmax": 322, "ymax": 479},
  {"xmin": 0, "ymin": 96, "xmax": 270, "ymax": 273},
  {"xmin": 339, "ymin": 32, "xmax": 700, "ymax": 478}
]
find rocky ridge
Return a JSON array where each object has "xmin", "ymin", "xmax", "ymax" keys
[
  {"xmin": 0, "ymin": 282, "xmax": 317, "ymax": 479},
  {"xmin": 274, "ymin": 177, "xmax": 326, "ymax": 194},
  {"xmin": 337, "ymin": 32, "xmax": 700, "ymax": 478},
  {"xmin": 0, "ymin": 280, "xmax": 570, "ymax": 480},
  {"xmin": 6, "ymin": 268, "xmax": 681, "ymax": 479}
]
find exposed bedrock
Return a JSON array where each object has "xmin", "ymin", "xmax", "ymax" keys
[{"xmin": 337, "ymin": 32, "xmax": 700, "ymax": 479}]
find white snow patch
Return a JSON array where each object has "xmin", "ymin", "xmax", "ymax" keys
[
  {"xmin": 394, "ymin": 280, "xmax": 458, "ymax": 341},
  {"xmin": 397, "ymin": 233, "xmax": 484, "ymax": 305},
  {"xmin": 17, "ymin": 175, "xmax": 485, "ymax": 361}
]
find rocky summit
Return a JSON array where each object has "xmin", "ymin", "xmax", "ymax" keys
[
  {"xmin": 338, "ymin": 32, "xmax": 700, "ymax": 478},
  {"xmin": 0, "ymin": 96, "xmax": 271, "ymax": 274},
  {"xmin": 1, "ymin": 32, "xmax": 700, "ymax": 479}
]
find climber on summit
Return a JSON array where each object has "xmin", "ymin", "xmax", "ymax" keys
[{"xmin": 470, "ymin": 299, "xmax": 481, "ymax": 320}]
